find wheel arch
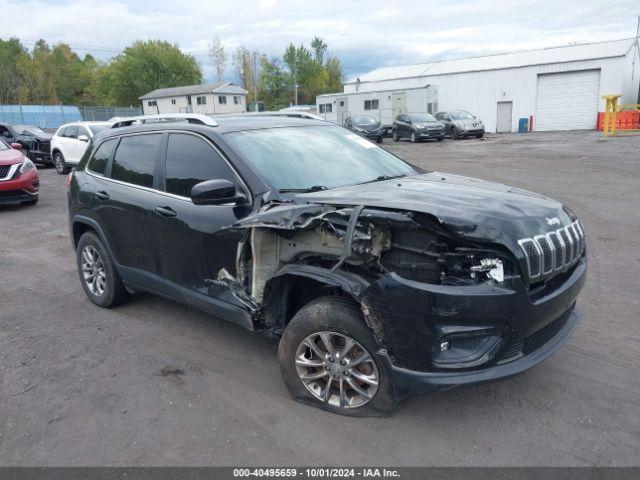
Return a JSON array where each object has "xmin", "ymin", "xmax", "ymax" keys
[
  {"xmin": 71, "ymin": 215, "xmax": 117, "ymax": 263},
  {"xmin": 261, "ymin": 265, "xmax": 369, "ymax": 334}
]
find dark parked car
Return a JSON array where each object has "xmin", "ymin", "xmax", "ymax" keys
[
  {"xmin": 0, "ymin": 123, "xmax": 53, "ymax": 165},
  {"xmin": 435, "ymin": 110, "xmax": 485, "ymax": 139},
  {"xmin": 392, "ymin": 113, "xmax": 444, "ymax": 142},
  {"xmin": 343, "ymin": 115, "xmax": 384, "ymax": 143},
  {"xmin": 68, "ymin": 113, "xmax": 586, "ymax": 415}
]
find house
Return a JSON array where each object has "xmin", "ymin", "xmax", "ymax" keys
[
  {"xmin": 317, "ymin": 38, "xmax": 640, "ymax": 132},
  {"xmin": 139, "ymin": 82, "xmax": 248, "ymax": 116}
]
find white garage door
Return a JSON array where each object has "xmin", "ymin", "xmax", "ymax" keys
[{"xmin": 535, "ymin": 70, "xmax": 600, "ymax": 131}]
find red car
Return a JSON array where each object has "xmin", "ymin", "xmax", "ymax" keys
[{"xmin": 0, "ymin": 138, "xmax": 39, "ymax": 206}]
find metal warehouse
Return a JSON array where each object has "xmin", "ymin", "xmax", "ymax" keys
[{"xmin": 317, "ymin": 38, "xmax": 640, "ymax": 132}]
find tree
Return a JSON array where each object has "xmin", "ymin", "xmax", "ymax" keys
[
  {"xmin": 208, "ymin": 36, "xmax": 227, "ymax": 83},
  {"xmin": 257, "ymin": 57, "xmax": 291, "ymax": 110},
  {"xmin": 104, "ymin": 40, "xmax": 202, "ymax": 106},
  {"xmin": 233, "ymin": 47, "xmax": 261, "ymax": 103},
  {"xmin": 310, "ymin": 36, "xmax": 327, "ymax": 65}
]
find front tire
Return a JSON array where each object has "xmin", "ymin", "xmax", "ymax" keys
[
  {"xmin": 76, "ymin": 232, "xmax": 129, "ymax": 308},
  {"xmin": 410, "ymin": 131, "xmax": 419, "ymax": 143},
  {"xmin": 53, "ymin": 152, "xmax": 70, "ymax": 175},
  {"xmin": 392, "ymin": 130, "xmax": 399, "ymax": 141},
  {"xmin": 278, "ymin": 296, "xmax": 397, "ymax": 416},
  {"xmin": 376, "ymin": 135, "xmax": 383, "ymax": 144},
  {"xmin": 451, "ymin": 127, "xmax": 460, "ymax": 140}
]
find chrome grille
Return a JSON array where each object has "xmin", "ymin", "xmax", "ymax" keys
[{"xmin": 519, "ymin": 221, "xmax": 585, "ymax": 279}]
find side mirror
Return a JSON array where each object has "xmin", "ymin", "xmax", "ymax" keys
[
  {"xmin": 191, "ymin": 179, "xmax": 244, "ymax": 205},
  {"xmin": 78, "ymin": 134, "xmax": 89, "ymax": 142},
  {"xmin": 10, "ymin": 143, "xmax": 22, "ymax": 150}
]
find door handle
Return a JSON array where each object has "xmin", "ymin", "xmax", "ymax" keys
[
  {"xmin": 154, "ymin": 206, "xmax": 177, "ymax": 218},
  {"xmin": 95, "ymin": 191, "xmax": 109, "ymax": 200}
]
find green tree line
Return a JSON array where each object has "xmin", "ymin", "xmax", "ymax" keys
[{"xmin": 0, "ymin": 36, "xmax": 343, "ymax": 108}]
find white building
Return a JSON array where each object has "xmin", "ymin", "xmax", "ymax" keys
[
  {"xmin": 317, "ymin": 39, "xmax": 640, "ymax": 132},
  {"xmin": 139, "ymin": 82, "xmax": 248, "ymax": 116}
]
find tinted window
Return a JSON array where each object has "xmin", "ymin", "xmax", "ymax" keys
[
  {"xmin": 165, "ymin": 133, "xmax": 237, "ymax": 197},
  {"xmin": 111, "ymin": 134, "xmax": 162, "ymax": 188},
  {"xmin": 88, "ymin": 138, "xmax": 117, "ymax": 175},
  {"xmin": 65, "ymin": 126, "xmax": 79, "ymax": 139}
]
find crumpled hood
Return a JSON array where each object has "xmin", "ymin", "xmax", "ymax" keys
[
  {"xmin": 296, "ymin": 172, "xmax": 575, "ymax": 253},
  {"xmin": 20, "ymin": 132, "xmax": 52, "ymax": 141}
]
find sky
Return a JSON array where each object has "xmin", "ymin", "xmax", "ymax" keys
[{"xmin": 1, "ymin": 0, "xmax": 638, "ymax": 82}]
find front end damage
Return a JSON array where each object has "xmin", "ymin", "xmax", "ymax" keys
[{"xmin": 221, "ymin": 200, "xmax": 586, "ymax": 393}]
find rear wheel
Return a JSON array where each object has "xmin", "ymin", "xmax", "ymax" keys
[
  {"xmin": 53, "ymin": 152, "xmax": 70, "ymax": 175},
  {"xmin": 76, "ymin": 232, "xmax": 128, "ymax": 308},
  {"xmin": 278, "ymin": 296, "xmax": 397, "ymax": 416}
]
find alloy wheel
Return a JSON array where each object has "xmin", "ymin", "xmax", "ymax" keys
[
  {"xmin": 54, "ymin": 153, "xmax": 65, "ymax": 174},
  {"xmin": 81, "ymin": 245, "xmax": 107, "ymax": 296},
  {"xmin": 294, "ymin": 331, "xmax": 379, "ymax": 409}
]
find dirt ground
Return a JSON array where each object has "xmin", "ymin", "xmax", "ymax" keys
[{"xmin": 1, "ymin": 130, "xmax": 638, "ymax": 466}]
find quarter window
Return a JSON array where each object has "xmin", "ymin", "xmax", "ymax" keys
[
  {"xmin": 111, "ymin": 134, "xmax": 162, "ymax": 188},
  {"xmin": 87, "ymin": 138, "xmax": 117, "ymax": 176},
  {"xmin": 364, "ymin": 99, "xmax": 379, "ymax": 110},
  {"xmin": 165, "ymin": 133, "xmax": 238, "ymax": 198}
]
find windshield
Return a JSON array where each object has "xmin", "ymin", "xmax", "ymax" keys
[
  {"xmin": 225, "ymin": 125, "xmax": 416, "ymax": 191},
  {"xmin": 351, "ymin": 116, "xmax": 377, "ymax": 125},
  {"xmin": 89, "ymin": 124, "xmax": 110, "ymax": 135},
  {"xmin": 409, "ymin": 114, "xmax": 436, "ymax": 123},
  {"xmin": 14, "ymin": 125, "xmax": 46, "ymax": 135},
  {"xmin": 450, "ymin": 111, "xmax": 475, "ymax": 120}
]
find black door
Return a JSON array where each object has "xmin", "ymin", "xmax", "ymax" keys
[
  {"xmin": 152, "ymin": 132, "xmax": 251, "ymax": 308},
  {"xmin": 97, "ymin": 133, "xmax": 164, "ymax": 276}
]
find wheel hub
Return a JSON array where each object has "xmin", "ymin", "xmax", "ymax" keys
[{"xmin": 294, "ymin": 331, "xmax": 379, "ymax": 409}]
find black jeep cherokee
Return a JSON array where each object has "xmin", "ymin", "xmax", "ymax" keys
[{"xmin": 68, "ymin": 114, "xmax": 586, "ymax": 415}]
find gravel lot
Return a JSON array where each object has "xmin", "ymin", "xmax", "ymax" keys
[{"xmin": 1, "ymin": 130, "xmax": 639, "ymax": 466}]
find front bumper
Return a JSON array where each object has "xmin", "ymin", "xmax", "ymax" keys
[
  {"xmin": 417, "ymin": 129, "xmax": 444, "ymax": 138},
  {"xmin": 0, "ymin": 167, "xmax": 39, "ymax": 204},
  {"xmin": 355, "ymin": 130, "xmax": 384, "ymax": 139},
  {"xmin": 27, "ymin": 150, "xmax": 52, "ymax": 164},
  {"xmin": 458, "ymin": 127, "xmax": 485, "ymax": 136},
  {"xmin": 380, "ymin": 307, "xmax": 580, "ymax": 394},
  {"xmin": 360, "ymin": 255, "xmax": 587, "ymax": 393}
]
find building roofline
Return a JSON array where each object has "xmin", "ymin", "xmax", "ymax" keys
[{"xmin": 345, "ymin": 37, "xmax": 635, "ymax": 85}]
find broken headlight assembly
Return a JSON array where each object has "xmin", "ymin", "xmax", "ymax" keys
[{"xmin": 379, "ymin": 228, "xmax": 514, "ymax": 286}]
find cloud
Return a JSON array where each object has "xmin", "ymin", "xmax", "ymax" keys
[{"xmin": 1, "ymin": 0, "xmax": 637, "ymax": 82}]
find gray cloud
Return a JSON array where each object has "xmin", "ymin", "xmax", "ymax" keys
[{"xmin": 1, "ymin": 0, "xmax": 637, "ymax": 82}]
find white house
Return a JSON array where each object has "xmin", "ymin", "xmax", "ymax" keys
[
  {"xmin": 139, "ymin": 82, "xmax": 248, "ymax": 116},
  {"xmin": 317, "ymin": 38, "xmax": 640, "ymax": 132}
]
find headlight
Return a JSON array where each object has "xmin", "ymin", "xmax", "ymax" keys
[
  {"xmin": 414, "ymin": 123, "xmax": 424, "ymax": 129},
  {"xmin": 20, "ymin": 158, "xmax": 35, "ymax": 174}
]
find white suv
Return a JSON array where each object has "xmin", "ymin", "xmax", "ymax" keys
[{"xmin": 51, "ymin": 121, "xmax": 112, "ymax": 174}]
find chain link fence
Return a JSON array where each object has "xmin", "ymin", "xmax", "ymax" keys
[{"xmin": 0, "ymin": 104, "xmax": 142, "ymax": 129}]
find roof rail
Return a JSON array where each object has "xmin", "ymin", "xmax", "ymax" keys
[
  {"xmin": 213, "ymin": 111, "xmax": 324, "ymax": 121},
  {"xmin": 110, "ymin": 113, "xmax": 218, "ymax": 128}
]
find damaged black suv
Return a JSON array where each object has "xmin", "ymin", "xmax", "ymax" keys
[{"xmin": 68, "ymin": 114, "xmax": 586, "ymax": 415}]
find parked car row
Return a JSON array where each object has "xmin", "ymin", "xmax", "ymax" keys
[
  {"xmin": 343, "ymin": 110, "xmax": 485, "ymax": 144},
  {"xmin": 393, "ymin": 110, "xmax": 485, "ymax": 143}
]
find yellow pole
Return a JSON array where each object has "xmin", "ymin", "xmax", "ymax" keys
[{"xmin": 601, "ymin": 95, "xmax": 621, "ymax": 137}]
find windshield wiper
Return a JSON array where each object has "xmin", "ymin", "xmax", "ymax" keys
[
  {"xmin": 279, "ymin": 185, "xmax": 329, "ymax": 193},
  {"xmin": 359, "ymin": 174, "xmax": 407, "ymax": 185}
]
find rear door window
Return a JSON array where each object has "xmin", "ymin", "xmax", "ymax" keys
[
  {"xmin": 65, "ymin": 126, "xmax": 79, "ymax": 139},
  {"xmin": 164, "ymin": 133, "xmax": 238, "ymax": 198},
  {"xmin": 111, "ymin": 134, "xmax": 162, "ymax": 188},
  {"xmin": 87, "ymin": 138, "xmax": 118, "ymax": 176}
]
